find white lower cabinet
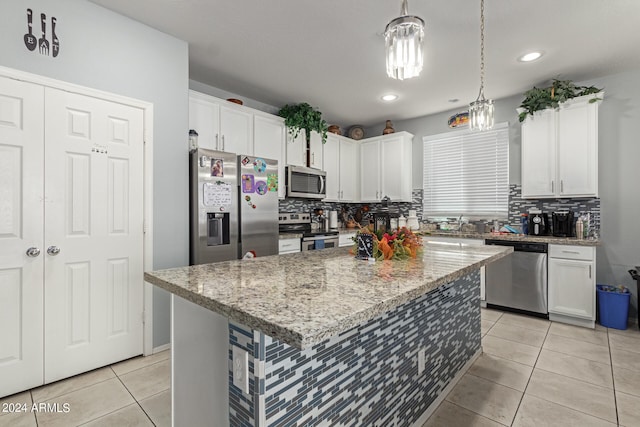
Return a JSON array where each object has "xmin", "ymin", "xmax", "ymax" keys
[
  {"xmin": 279, "ymin": 238, "xmax": 301, "ymax": 254},
  {"xmin": 339, "ymin": 232, "xmax": 357, "ymax": 248},
  {"xmin": 548, "ymin": 244, "xmax": 596, "ymax": 328},
  {"xmin": 423, "ymin": 237, "xmax": 486, "ymax": 301}
]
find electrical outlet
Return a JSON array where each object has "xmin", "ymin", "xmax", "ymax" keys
[
  {"xmin": 417, "ymin": 349, "xmax": 426, "ymax": 375},
  {"xmin": 232, "ymin": 346, "xmax": 249, "ymax": 394}
]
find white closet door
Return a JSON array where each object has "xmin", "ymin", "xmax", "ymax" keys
[
  {"xmin": 0, "ymin": 77, "xmax": 45, "ymax": 397},
  {"xmin": 43, "ymin": 88, "xmax": 145, "ymax": 382}
]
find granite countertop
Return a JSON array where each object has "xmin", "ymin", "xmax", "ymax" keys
[
  {"xmin": 145, "ymin": 244, "xmax": 512, "ymax": 350},
  {"xmin": 421, "ymin": 231, "xmax": 600, "ymax": 246}
]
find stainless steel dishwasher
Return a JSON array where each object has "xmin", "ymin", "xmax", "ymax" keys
[{"xmin": 485, "ymin": 240, "xmax": 548, "ymax": 316}]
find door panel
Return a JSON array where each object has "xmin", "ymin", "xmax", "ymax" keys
[
  {"xmin": 44, "ymin": 88, "xmax": 144, "ymax": 383},
  {"xmin": 0, "ymin": 76, "xmax": 44, "ymax": 397}
]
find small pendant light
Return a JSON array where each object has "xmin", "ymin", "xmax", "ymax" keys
[
  {"xmin": 469, "ymin": 0, "xmax": 494, "ymax": 131},
  {"xmin": 384, "ymin": 0, "xmax": 425, "ymax": 80}
]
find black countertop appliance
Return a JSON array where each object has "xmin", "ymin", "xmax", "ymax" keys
[
  {"xmin": 552, "ymin": 211, "xmax": 574, "ymax": 237},
  {"xmin": 529, "ymin": 212, "xmax": 549, "ymax": 236}
]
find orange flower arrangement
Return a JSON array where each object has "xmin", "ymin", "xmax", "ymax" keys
[{"xmin": 352, "ymin": 226, "xmax": 422, "ymax": 261}]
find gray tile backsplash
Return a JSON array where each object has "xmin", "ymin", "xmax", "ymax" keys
[
  {"xmin": 507, "ymin": 184, "xmax": 600, "ymax": 236},
  {"xmin": 280, "ymin": 186, "xmax": 600, "ymax": 236}
]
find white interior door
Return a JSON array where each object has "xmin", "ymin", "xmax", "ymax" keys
[
  {"xmin": 43, "ymin": 88, "xmax": 144, "ymax": 382},
  {"xmin": 0, "ymin": 77, "xmax": 45, "ymax": 397}
]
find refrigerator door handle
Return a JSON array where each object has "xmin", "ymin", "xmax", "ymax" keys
[{"xmin": 318, "ymin": 174, "xmax": 325, "ymax": 195}]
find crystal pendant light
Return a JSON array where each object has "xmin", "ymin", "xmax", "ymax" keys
[
  {"xmin": 384, "ymin": 0, "xmax": 425, "ymax": 80},
  {"xmin": 469, "ymin": 0, "xmax": 494, "ymax": 131}
]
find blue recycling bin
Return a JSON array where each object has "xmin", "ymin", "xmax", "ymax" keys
[{"xmin": 597, "ymin": 284, "xmax": 630, "ymax": 330}]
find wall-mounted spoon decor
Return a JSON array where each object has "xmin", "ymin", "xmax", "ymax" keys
[{"xmin": 23, "ymin": 8, "xmax": 37, "ymax": 51}]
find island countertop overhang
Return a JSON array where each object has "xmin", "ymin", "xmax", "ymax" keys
[{"xmin": 145, "ymin": 244, "xmax": 512, "ymax": 349}]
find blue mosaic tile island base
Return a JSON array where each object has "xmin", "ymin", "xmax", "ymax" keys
[{"xmin": 229, "ymin": 271, "xmax": 481, "ymax": 427}]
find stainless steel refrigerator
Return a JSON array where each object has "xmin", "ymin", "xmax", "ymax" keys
[{"xmin": 189, "ymin": 148, "xmax": 279, "ymax": 265}]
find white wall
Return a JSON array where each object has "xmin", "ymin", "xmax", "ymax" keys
[
  {"xmin": 368, "ymin": 69, "xmax": 640, "ymax": 320},
  {"xmin": 0, "ymin": 0, "xmax": 189, "ymax": 347}
]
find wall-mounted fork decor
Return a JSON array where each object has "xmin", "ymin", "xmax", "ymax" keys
[{"xmin": 24, "ymin": 9, "xmax": 60, "ymax": 57}]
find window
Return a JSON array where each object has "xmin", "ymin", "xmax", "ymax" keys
[{"xmin": 423, "ymin": 122, "xmax": 509, "ymax": 219}]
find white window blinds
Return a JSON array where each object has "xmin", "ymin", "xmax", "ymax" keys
[{"xmin": 423, "ymin": 122, "xmax": 509, "ymax": 219}]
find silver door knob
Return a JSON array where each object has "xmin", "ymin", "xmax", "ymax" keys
[
  {"xmin": 47, "ymin": 246, "xmax": 61, "ymax": 256},
  {"xmin": 26, "ymin": 247, "xmax": 41, "ymax": 257}
]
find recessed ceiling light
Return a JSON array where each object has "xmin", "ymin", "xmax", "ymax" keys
[
  {"xmin": 518, "ymin": 51, "xmax": 543, "ymax": 62},
  {"xmin": 381, "ymin": 94, "xmax": 398, "ymax": 102}
]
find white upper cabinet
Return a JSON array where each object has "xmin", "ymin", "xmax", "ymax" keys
[
  {"xmin": 360, "ymin": 132, "xmax": 413, "ymax": 203},
  {"xmin": 309, "ymin": 130, "xmax": 323, "ymax": 169},
  {"xmin": 323, "ymin": 133, "xmax": 359, "ymax": 202},
  {"xmin": 219, "ymin": 105, "xmax": 253, "ymax": 155},
  {"xmin": 521, "ymin": 93, "xmax": 601, "ymax": 198},
  {"xmin": 339, "ymin": 138, "xmax": 359, "ymax": 201},
  {"xmin": 286, "ymin": 128, "xmax": 307, "ymax": 167},
  {"xmin": 360, "ymin": 137, "xmax": 381, "ymax": 202},
  {"xmin": 189, "ymin": 94, "xmax": 220, "ymax": 151},
  {"xmin": 254, "ymin": 114, "xmax": 286, "ymax": 199},
  {"xmin": 521, "ymin": 108, "xmax": 557, "ymax": 198},
  {"xmin": 189, "ymin": 90, "xmax": 286, "ymax": 197}
]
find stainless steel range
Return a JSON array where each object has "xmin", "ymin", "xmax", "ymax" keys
[{"xmin": 278, "ymin": 212, "xmax": 339, "ymax": 251}]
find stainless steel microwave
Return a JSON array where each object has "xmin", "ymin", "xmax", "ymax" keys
[{"xmin": 286, "ymin": 165, "xmax": 326, "ymax": 199}]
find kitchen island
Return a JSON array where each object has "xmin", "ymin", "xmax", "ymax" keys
[{"xmin": 145, "ymin": 243, "xmax": 512, "ymax": 427}]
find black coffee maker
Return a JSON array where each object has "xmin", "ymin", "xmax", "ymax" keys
[
  {"xmin": 529, "ymin": 212, "xmax": 550, "ymax": 236},
  {"xmin": 552, "ymin": 211, "xmax": 575, "ymax": 237}
]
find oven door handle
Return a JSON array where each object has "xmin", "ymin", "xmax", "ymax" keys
[{"xmin": 303, "ymin": 235, "xmax": 338, "ymax": 241}]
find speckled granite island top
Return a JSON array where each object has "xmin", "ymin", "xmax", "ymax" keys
[{"xmin": 145, "ymin": 244, "xmax": 512, "ymax": 349}]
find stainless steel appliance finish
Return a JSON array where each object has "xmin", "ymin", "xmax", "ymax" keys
[
  {"xmin": 485, "ymin": 240, "xmax": 549, "ymax": 316},
  {"xmin": 238, "ymin": 155, "xmax": 279, "ymax": 258},
  {"xmin": 279, "ymin": 212, "xmax": 339, "ymax": 251},
  {"xmin": 190, "ymin": 149, "xmax": 238, "ymax": 265},
  {"xmin": 285, "ymin": 165, "xmax": 326, "ymax": 199},
  {"xmin": 190, "ymin": 148, "xmax": 278, "ymax": 265}
]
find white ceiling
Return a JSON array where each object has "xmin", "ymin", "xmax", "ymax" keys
[{"xmin": 90, "ymin": 0, "xmax": 640, "ymax": 127}]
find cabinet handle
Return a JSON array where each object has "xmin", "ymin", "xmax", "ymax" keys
[
  {"xmin": 551, "ymin": 181, "xmax": 554, "ymax": 193},
  {"xmin": 589, "ymin": 265, "xmax": 592, "ymax": 278},
  {"xmin": 561, "ymin": 180, "xmax": 564, "ymax": 193},
  {"xmin": 561, "ymin": 250, "xmax": 580, "ymax": 254},
  {"xmin": 215, "ymin": 134, "xmax": 219, "ymax": 150},
  {"xmin": 221, "ymin": 135, "xmax": 225, "ymax": 151},
  {"xmin": 312, "ymin": 152, "xmax": 314, "ymax": 165},
  {"xmin": 341, "ymin": 190, "xmax": 343, "ymax": 198}
]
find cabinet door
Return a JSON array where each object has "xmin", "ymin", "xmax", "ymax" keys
[
  {"xmin": 189, "ymin": 96, "xmax": 220, "ymax": 150},
  {"xmin": 558, "ymin": 101, "xmax": 598, "ymax": 197},
  {"xmin": 254, "ymin": 115, "xmax": 286, "ymax": 198},
  {"xmin": 548, "ymin": 258, "xmax": 595, "ymax": 319},
  {"xmin": 323, "ymin": 134, "xmax": 340, "ymax": 201},
  {"xmin": 381, "ymin": 135, "xmax": 411, "ymax": 202},
  {"xmin": 286, "ymin": 128, "xmax": 306, "ymax": 167},
  {"xmin": 521, "ymin": 109, "xmax": 556, "ymax": 198},
  {"xmin": 0, "ymin": 77, "xmax": 45, "ymax": 397},
  {"xmin": 309, "ymin": 130, "xmax": 323, "ymax": 169},
  {"xmin": 360, "ymin": 139, "xmax": 380, "ymax": 201},
  {"xmin": 340, "ymin": 139, "xmax": 359, "ymax": 201},
  {"xmin": 220, "ymin": 105, "xmax": 252, "ymax": 154}
]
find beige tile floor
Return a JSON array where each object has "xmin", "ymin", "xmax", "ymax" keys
[
  {"xmin": 0, "ymin": 350, "xmax": 170, "ymax": 427},
  {"xmin": 425, "ymin": 308, "xmax": 640, "ymax": 427},
  {"xmin": 2, "ymin": 309, "xmax": 639, "ymax": 426}
]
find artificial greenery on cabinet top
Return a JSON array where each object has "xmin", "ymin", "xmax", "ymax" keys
[
  {"xmin": 518, "ymin": 79, "xmax": 603, "ymax": 122},
  {"xmin": 278, "ymin": 103, "xmax": 328, "ymax": 143}
]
